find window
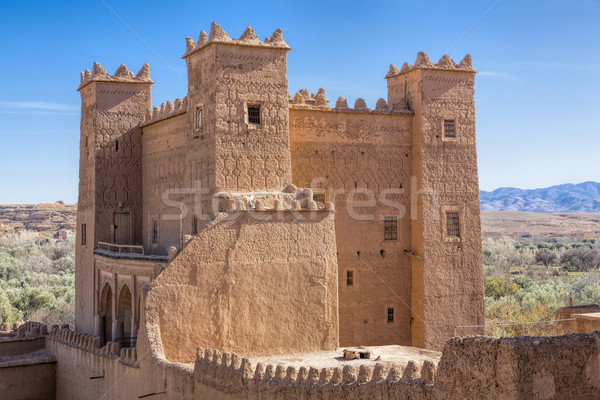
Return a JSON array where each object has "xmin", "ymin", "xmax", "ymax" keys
[
  {"xmin": 346, "ymin": 270, "xmax": 354, "ymax": 286},
  {"xmin": 152, "ymin": 219, "xmax": 159, "ymax": 244},
  {"xmin": 196, "ymin": 108, "xmax": 202, "ymax": 129},
  {"xmin": 446, "ymin": 212, "xmax": 460, "ymax": 238},
  {"xmin": 192, "ymin": 216, "xmax": 198, "ymax": 235},
  {"xmin": 443, "ymin": 119, "xmax": 456, "ymax": 139},
  {"xmin": 81, "ymin": 223, "xmax": 86, "ymax": 246},
  {"xmin": 313, "ymin": 193, "xmax": 325, "ymax": 203},
  {"xmin": 384, "ymin": 216, "xmax": 398, "ymax": 241},
  {"xmin": 387, "ymin": 308, "xmax": 394, "ymax": 323},
  {"xmin": 247, "ymin": 105, "xmax": 261, "ymax": 125}
]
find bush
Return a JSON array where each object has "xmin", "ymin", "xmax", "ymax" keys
[
  {"xmin": 561, "ymin": 247, "xmax": 600, "ymax": 271},
  {"xmin": 485, "ymin": 276, "xmax": 519, "ymax": 299},
  {"xmin": 0, "ymin": 232, "xmax": 75, "ymax": 325}
]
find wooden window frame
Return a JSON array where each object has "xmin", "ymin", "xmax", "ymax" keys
[{"xmin": 384, "ymin": 215, "xmax": 398, "ymax": 241}]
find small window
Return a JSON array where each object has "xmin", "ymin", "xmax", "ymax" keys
[
  {"xmin": 313, "ymin": 193, "xmax": 325, "ymax": 203},
  {"xmin": 152, "ymin": 219, "xmax": 159, "ymax": 244},
  {"xmin": 384, "ymin": 216, "xmax": 398, "ymax": 241},
  {"xmin": 81, "ymin": 223, "xmax": 87, "ymax": 246},
  {"xmin": 443, "ymin": 119, "xmax": 456, "ymax": 139},
  {"xmin": 248, "ymin": 105, "xmax": 261, "ymax": 125},
  {"xmin": 446, "ymin": 212, "xmax": 460, "ymax": 238},
  {"xmin": 387, "ymin": 308, "xmax": 394, "ymax": 323},
  {"xmin": 346, "ymin": 270, "xmax": 354, "ymax": 287},
  {"xmin": 115, "ymin": 140, "xmax": 119, "ymax": 152},
  {"xmin": 196, "ymin": 108, "xmax": 202, "ymax": 129},
  {"xmin": 192, "ymin": 216, "xmax": 198, "ymax": 235}
]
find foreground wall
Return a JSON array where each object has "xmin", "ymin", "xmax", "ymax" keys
[
  {"xmin": 46, "ymin": 314, "xmax": 600, "ymax": 399},
  {"xmin": 434, "ymin": 334, "xmax": 600, "ymax": 399},
  {"xmin": 146, "ymin": 205, "xmax": 338, "ymax": 362}
]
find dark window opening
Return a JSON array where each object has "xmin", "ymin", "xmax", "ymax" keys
[
  {"xmin": 196, "ymin": 108, "xmax": 202, "ymax": 129},
  {"xmin": 248, "ymin": 105, "xmax": 261, "ymax": 124},
  {"xmin": 444, "ymin": 119, "xmax": 456, "ymax": 138},
  {"xmin": 115, "ymin": 140, "xmax": 119, "ymax": 152},
  {"xmin": 384, "ymin": 216, "xmax": 398, "ymax": 241},
  {"xmin": 313, "ymin": 193, "xmax": 325, "ymax": 203},
  {"xmin": 193, "ymin": 216, "xmax": 198, "ymax": 235},
  {"xmin": 387, "ymin": 308, "xmax": 394, "ymax": 323},
  {"xmin": 81, "ymin": 223, "xmax": 87, "ymax": 246},
  {"xmin": 380, "ymin": 249, "xmax": 386, "ymax": 257},
  {"xmin": 152, "ymin": 219, "xmax": 158, "ymax": 244},
  {"xmin": 446, "ymin": 212, "xmax": 460, "ymax": 238},
  {"xmin": 346, "ymin": 270, "xmax": 354, "ymax": 286}
]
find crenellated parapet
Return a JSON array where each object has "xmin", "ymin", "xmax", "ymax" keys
[
  {"xmin": 213, "ymin": 184, "xmax": 335, "ymax": 213},
  {"xmin": 194, "ymin": 346, "xmax": 437, "ymax": 394},
  {"xmin": 182, "ymin": 22, "xmax": 290, "ymax": 58},
  {"xmin": 48, "ymin": 326, "xmax": 139, "ymax": 367},
  {"xmin": 385, "ymin": 52, "xmax": 474, "ymax": 79},
  {"xmin": 78, "ymin": 62, "xmax": 152, "ymax": 90},
  {"xmin": 290, "ymin": 88, "xmax": 408, "ymax": 114},
  {"xmin": 141, "ymin": 96, "xmax": 188, "ymax": 127},
  {"xmin": 49, "ymin": 326, "xmax": 101, "ymax": 352}
]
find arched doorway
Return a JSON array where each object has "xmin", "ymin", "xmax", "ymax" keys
[
  {"xmin": 99, "ymin": 283, "xmax": 112, "ymax": 346},
  {"xmin": 117, "ymin": 285, "xmax": 132, "ymax": 347}
]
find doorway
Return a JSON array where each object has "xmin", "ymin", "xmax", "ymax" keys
[{"xmin": 113, "ymin": 212, "xmax": 131, "ymax": 245}]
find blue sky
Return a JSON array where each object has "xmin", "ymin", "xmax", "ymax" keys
[{"xmin": 0, "ymin": 0, "xmax": 598, "ymax": 203}]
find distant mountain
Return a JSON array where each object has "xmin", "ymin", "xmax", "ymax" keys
[{"xmin": 480, "ymin": 181, "xmax": 600, "ymax": 213}]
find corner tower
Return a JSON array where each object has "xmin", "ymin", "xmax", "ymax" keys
[
  {"xmin": 182, "ymin": 23, "xmax": 292, "ymax": 193},
  {"xmin": 75, "ymin": 64, "xmax": 152, "ymax": 333},
  {"xmin": 386, "ymin": 53, "xmax": 484, "ymax": 349}
]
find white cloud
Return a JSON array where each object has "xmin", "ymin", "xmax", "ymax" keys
[
  {"xmin": 478, "ymin": 70, "xmax": 522, "ymax": 83},
  {"xmin": 0, "ymin": 101, "xmax": 79, "ymax": 112}
]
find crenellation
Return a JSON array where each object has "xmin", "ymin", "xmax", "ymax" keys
[
  {"xmin": 285, "ymin": 366, "xmax": 298, "ymax": 382},
  {"xmin": 238, "ymin": 26, "xmax": 260, "ymax": 43},
  {"xmin": 386, "ymin": 52, "xmax": 475, "ymax": 79},
  {"xmin": 358, "ymin": 364, "xmax": 374, "ymax": 382},
  {"xmin": 375, "ymin": 98, "xmax": 388, "ymax": 110},
  {"xmin": 308, "ymin": 367, "xmax": 320, "ymax": 384},
  {"xmin": 297, "ymin": 366, "xmax": 309, "ymax": 383},
  {"xmin": 353, "ymin": 97, "xmax": 368, "ymax": 111},
  {"xmin": 183, "ymin": 22, "xmax": 290, "ymax": 59},
  {"xmin": 275, "ymin": 365, "xmax": 287, "ymax": 380},
  {"xmin": 386, "ymin": 64, "xmax": 400, "ymax": 78},
  {"xmin": 142, "ymin": 96, "xmax": 188, "ymax": 126},
  {"xmin": 197, "ymin": 30, "xmax": 208, "ymax": 46},
  {"xmin": 264, "ymin": 364, "xmax": 276, "ymax": 381},
  {"xmin": 79, "ymin": 62, "xmax": 153, "ymax": 89},
  {"xmin": 342, "ymin": 365, "xmax": 358, "ymax": 383},
  {"xmin": 254, "ymin": 362, "xmax": 266, "ymax": 379}
]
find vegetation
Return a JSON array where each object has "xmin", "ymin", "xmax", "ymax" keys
[
  {"xmin": 2, "ymin": 228, "xmax": 600, "ymax": 340},
  {"xmin": 481, "ymin": 235, "xmax": 600, "ymax": 337},
  {"xmin": 0, "ymin": 231, "xmax": 74, "ymax": 327}
]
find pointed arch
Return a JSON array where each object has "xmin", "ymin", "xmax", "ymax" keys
[{"xmin": 117, "ymin": 284, "xmax": 133, "ymax": 347}]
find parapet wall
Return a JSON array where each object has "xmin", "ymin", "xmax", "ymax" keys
[
  {"xmin": 145, "ymin": 189, "xmax": 339, "ymax": 362},
  {"xmin": 193, "ymin": 346, "xmax": 435, "ymax": 399},
  {"xmin": 433, "ymin": 334, "xmax": 600, "ymax": 399}
]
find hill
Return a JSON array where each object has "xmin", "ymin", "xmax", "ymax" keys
[
  {"xmin": 0, "ymin": 203, "xmax": 77, "ymax": 238},
  {"xmin": 480, "ymin": 181, "xmax": 600, "ymax": 213},
  {"xmin": 481, "ymin": 211, "xmax": 600, "ymax": 237}
]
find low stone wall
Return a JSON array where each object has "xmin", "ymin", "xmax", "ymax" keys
[
  {"xmin": 0, "ymin": 361, "xmax": 56, "ymax": 400},
  {"xmin": 42, "ymin": 329, "xmax": 600, "ymax": 399},
  {"xmin": 0, "ymin": 323, "xmax": 56, "ymax": 400},
  {"xmin": 0, "ymin": 336, "xmax": 45, "ymax": 356},
  {"xmin": 433, "ymin": 334, "xmax": 600, "ymax": 399},
  {"xmin": 192, "ymin": 346, "xmax": 434, "ymax": 399}
]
